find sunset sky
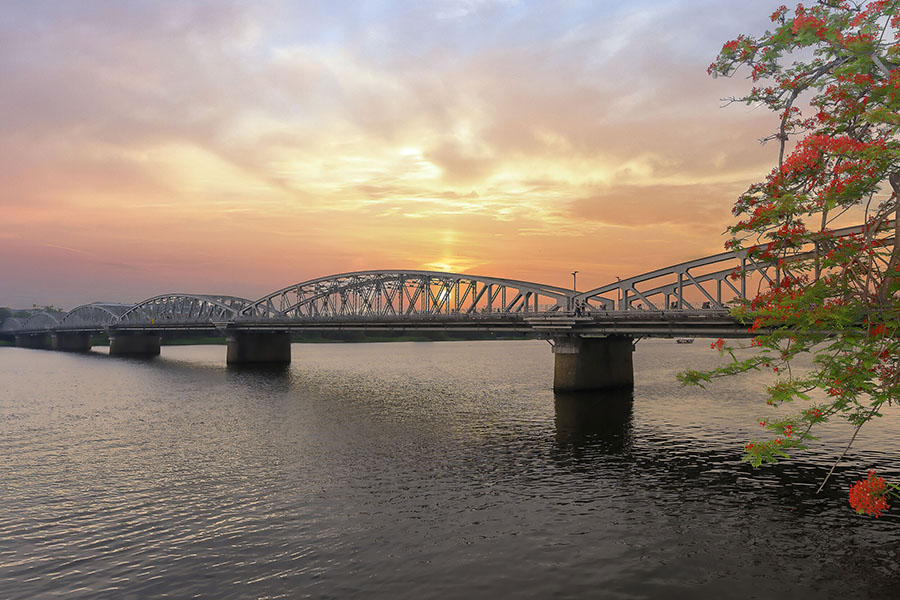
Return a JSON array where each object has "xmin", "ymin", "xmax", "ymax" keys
[{"xmin": 1, "ymin": 0, "xmax": 786, "ymax": 309}]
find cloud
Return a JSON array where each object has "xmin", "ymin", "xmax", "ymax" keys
[
  {"xmin": 0, "ymin": 0, "xmax": 790, "ymax": 305},
  {"xmin": 424, "ymin": 138, "xmax": 496, "ymax": 183},
  {"xmin": 569, "ymin": 183, "xmax": 742, "ymax": 230}
]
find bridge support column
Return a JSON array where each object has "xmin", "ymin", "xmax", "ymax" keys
[
  {"xmin": 552, "ymin": 335, "xmax": 634, "ymax": 392},
  {"xmin": 226, "ymin": 331, "xmax": 291, "ymax": 365},
  {"xmin": 109, "ymin": 333, "xmax": 161, "ymax": 357},
  {"xmin": 15, "ymin": 333, "xmax": 52, "ymax": 350},
  {"xmin": 53, "ymin": 332, "xmax": 93, "ymax": 352}
]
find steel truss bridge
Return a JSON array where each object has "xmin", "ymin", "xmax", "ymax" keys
[
  {"xmin": 7, "ymin": 234, "xmax": 830, "ymax": 339},
  {"xmin": 1, "ymin": 226, "xmax": 865, "ymax": 390}
]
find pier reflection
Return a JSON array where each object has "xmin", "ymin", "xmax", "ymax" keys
[
  {"xmin": 224, "ymin": 362, "xmax": 293, "ymax": 395},
  {"xmin": 553, "ymin": 388, "xmax": 634, "ymax": 457},
  {"xmin": 225, "ymin": 362, "xmax": 291, "ymax": 376}
]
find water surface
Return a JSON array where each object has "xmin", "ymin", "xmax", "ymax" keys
[{"xmin": 1, "ymin": 339, "xmax": 898, "ymax": 599}]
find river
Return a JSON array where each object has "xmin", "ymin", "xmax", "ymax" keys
[{"xmin": 1, "ymin": 339, "xmax": 898, "ymax": 598}]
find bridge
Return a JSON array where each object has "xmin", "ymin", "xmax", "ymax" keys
[{"xmin": 2, "ymin": 229, "xmax": 846, "ymax": 391}]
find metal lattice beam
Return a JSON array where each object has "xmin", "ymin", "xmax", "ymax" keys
[
  {"xmin": 57, "ymin": 303, "xmax": 132, "ymax": 329},
  {"xmin": 240, "ymin": 271, "xmax": 575, "ymax": 319},
  {"xmin": 118, "ymin": 295, "xmax": 253, "ymax": 326},
  {"xmin": 19, "ymin": 312, "xmax": 63, "ymax": 331},
  {"xmin": 577, "ymin": 224, "xmax": 869, "ymax": 311}
]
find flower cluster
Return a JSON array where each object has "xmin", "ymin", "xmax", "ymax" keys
[{"xmin": 848, "ymin": 470, "xmax": 890, "ymax": 517}]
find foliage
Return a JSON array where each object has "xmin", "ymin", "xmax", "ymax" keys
[{"xmin": 680, "ymin": 1, "xmax": 900, "ymax": 503}]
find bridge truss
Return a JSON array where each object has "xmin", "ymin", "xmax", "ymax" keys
[
  {"xmin": 57, "ymin": 303, "xmax": 132, "ymax": 329},
  {"xmin": 0, "ymin": 225, "xmax": 872, "ymax": 337},
  {"xmin": 117, "ymin": 295, "xmax": 253, "ymax": 327},
  {"xmin": 238, "ymin": 271, "xmax": 574, "ymax": 320},
  {"xmin": 576, "ymin": 224, "xmax": 866, "ymax": 312}
]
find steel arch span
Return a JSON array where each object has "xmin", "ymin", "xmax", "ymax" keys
[
  {"xmin": 1, "ymin": 318, "xmax": 24, "ymax": 332},
  {"xmin": 241, "ymin": 270, "xmax": 577, "ymax": 320},
  {"xmin": 20, "ymin": 312, "xmax": 63, "ymax": 331},
  {"xmin": 117, "ymin": 295, "xmax": 253, "ymax": 327},
  {"xmin": 57, "ymin": 303, "xmax": 132, "ymax": 329},
  {"xmin": 575, "ymin": 249, "xmax": 765, "ymax": 312},
  {"xmin": 576, "ymin": 224, "xmax": 868, "ymax": 312}
]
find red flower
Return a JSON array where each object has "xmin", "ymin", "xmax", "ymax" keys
[
  {"xmin": 870, "ymin": 323, "xmax": 886, "ymax": 337},
  {"xmin": 848, "ymin": 470, "xmax": 890, "ymax": 517}
]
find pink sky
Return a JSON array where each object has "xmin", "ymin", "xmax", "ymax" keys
[{"xmin": 1, "ymin": 1, "xmax": 786, "ymax": 308}]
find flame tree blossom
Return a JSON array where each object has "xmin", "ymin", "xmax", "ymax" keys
[
  {"xmin": 848, "ymin": 469, "xmax": 900, "ymax": 516},
  {"xmin": 679, "ymin": 1, "xmax": 900, "ymax": 511}
]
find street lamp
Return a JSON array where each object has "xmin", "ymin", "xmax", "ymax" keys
[
  {"xmin": 616, "ymin": 276, "xmax": 622, "ymax": 310},
  {"xmin": 571, "ymin": 271, "xmax": 579, "ymax": 314}
]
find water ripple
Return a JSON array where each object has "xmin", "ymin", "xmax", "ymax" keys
[{"xmin": 1, "ymin": 341, "xmax": 899, "ymax": 599}]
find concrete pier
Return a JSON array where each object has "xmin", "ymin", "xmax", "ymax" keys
[
  {"xmin": 552, "ymin": 335, "xmax": 634, "ymax": 392},
  {"xmin": 53, "ymin": 332, "xmax": 93, "ymax": 352},
  {"xmin": 109, "ymin": 333, "xmax": 161, "ymax": 357},
  {"xmin": 226, "ymin": 331, "xmax": 291, "ymax": 365},
  {"xmin": 15, "ymin": 333, "xmax": 53, "ymax": 350}
]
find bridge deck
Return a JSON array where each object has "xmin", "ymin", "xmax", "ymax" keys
[{"xmin": 17, "ymin": 310, "xmax": 748, "ymax": 339}]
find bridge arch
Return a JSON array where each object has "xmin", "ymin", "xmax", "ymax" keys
[
  {"xmin": 241, "ymin": 270, "xmax": 577, "ymax": 319},
  {"xmin": 117, "ymin": 295, "xmax": 253, "ymax": 326},
  {"xmin": 21, "ymin": 312, "xmax": 63, "ymax": 331},
  {"xmin": 0, "ymin": 317, "xmax": 24, "ymax": 332},
  {"xmin": 577, "ymin": 224, "xmax": 866, "ymax": 311},
  {"xmin": 58, "ymin": 303, "xmax": 132, "ymax": 329}
]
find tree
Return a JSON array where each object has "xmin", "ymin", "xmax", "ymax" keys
[{"xmin": 679, "ymin": 1, "xmax": 900, "ymax": 512}]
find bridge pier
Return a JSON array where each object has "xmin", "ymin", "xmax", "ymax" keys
[
  {"xmin": 226, "ymin": 331, "xmax": 291, "ymax": 365},
  {"xmin": 15, "ymin": 333, "xmax": 53, "ymax": 350},
  {"xmin": 53, "ymin": 332, "xmax": 93, "ymax": 352},
  {"xmin": 109, "ymin": 333, "xmax": 161, "ymax": 357},
  {"xmin": 552, "ymin": 335, "xmax": 634, "ymax": 392}
]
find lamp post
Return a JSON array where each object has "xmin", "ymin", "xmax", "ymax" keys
[
  {"xmin": 571, "ymin": 271, "xmax": 579, "ymax": 314},
  {"xmin": 616, "ymin": 276, "xmax": 622, "ymax": 310}
]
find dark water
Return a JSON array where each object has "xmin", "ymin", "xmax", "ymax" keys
[{"xmin": 1, "ymin": 339, "xmax": 898, "ymax": 599}]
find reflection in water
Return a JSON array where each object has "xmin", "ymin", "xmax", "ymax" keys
[
  {"xmin": 225, "ymin": 362, "xmax": 292, "ymax": 391},
  {"xmin": 225, "ymin": 363, "xmax": 291, "ymax": 376},
  {"xmin": 554, "ymin": 388, "xmax": 633, "ymax": 456}
]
